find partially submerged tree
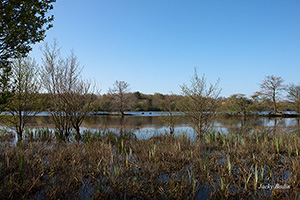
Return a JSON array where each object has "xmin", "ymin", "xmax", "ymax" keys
[
  {"xmin": 41, "ymin": 41, "xmax": 71, "ymax": 139},
  {"xmin": 109, "ymin": 80, "xmax": 132, "ymax": 117},
  {"xmin": 41, "ymin": 41, "xmax": 96, "ymax": 140},
  {"xmin": 0, "ymin": 0, "xmax": 55, "ymax": 109},
  {"xmin": 287, "ymin": 83, "xmax": 300, "ymax": 114},
  {"xmin": 69, "ymin": 80, "xmax": 97, "ymax": 141},
  {"xmin": 179, "ymin": 68, "xmax": 221, "ymax": 137},
  {"xmin": 3, "ymin": 57, "xmax": 41, "ymax": 140},
  {"xmin": 259, "ymin": 75, "xmax": 285, "ymax": 114},
  {"xmin": 160, "ymin": 94, "xmax": 179, "ymax": 134}
]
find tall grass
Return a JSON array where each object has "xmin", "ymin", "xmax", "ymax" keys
[
  {"xmin": 0, "ymin": 127, "xmax": 15, "ymax": 143},
  {"xmin": 0, "ymin": 128, "xmax": 299, "ymax": 199}
]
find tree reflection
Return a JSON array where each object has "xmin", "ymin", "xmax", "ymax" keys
[{"xmin": 14, "ymin": 115, "xmax": 300, "ymax": 136}]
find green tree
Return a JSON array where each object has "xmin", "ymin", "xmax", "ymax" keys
[
  {"xmin": 248, "ymin": 91, "xmax": 270, "ymax": 112},
  {"xmin": 3, "ymin": 57, "xmax": 41, "ymax": 140},
  {"xmin": 0, "ymin": 0, "xmax": 55, "ymax": 108},
  {"xmin": 92, "ymin": 94, "xmax": 114, "ymax": 113},
  {"xmin": 223, "ymin": 94, "xmax": 252, "ymax": 115}
]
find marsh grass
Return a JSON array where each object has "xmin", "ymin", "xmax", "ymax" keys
[
  {"xmin": 0, "ymin": 127, "xmax": 15, "ymax": 143},
  {"xmin": 0, "ymin": 128, "xmax": 300, "ymax": 199}
]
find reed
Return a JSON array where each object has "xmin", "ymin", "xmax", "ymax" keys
[
  {"xmin": 0, "ymin": 127, "xmax": 14, "ymax": 142},
  {"xmin": 0, "ymin": 127, "xmax": 299, "ymax": 199}
]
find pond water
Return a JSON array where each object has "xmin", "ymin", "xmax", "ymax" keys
[{"xmin": 21, "ymin": 111, "xmax": 300, "ymax": 139}]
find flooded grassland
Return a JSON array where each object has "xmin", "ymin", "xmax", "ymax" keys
[{"xmin": 0, "ymin": 114, "xmax": 300, "ymax": 199}]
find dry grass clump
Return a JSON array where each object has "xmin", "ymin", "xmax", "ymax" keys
[
  {"xmin": 0, "ymin": 128, "xmax": 15, "ymax": 143},
  {"xmin": 0, "ymin": 128, "xmax": 300, "ymax": 199}
]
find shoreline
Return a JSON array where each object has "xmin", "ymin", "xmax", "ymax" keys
[
  {"xmin": 222, "ymin": 113, "xmax": 300, "ymax": 118},
  {"xmin": 92, "ymin": 112, "xmax": 300, "ymax": 118}
]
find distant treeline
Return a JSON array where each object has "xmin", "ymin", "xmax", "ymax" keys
[{"xmin": 29, "ymin": 91, "xmax": 295, "ymax": 114}]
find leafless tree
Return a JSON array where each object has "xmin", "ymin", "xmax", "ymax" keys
[
  {"xmin": 41, "ymin": 41, "xmax": 96, "ymax": 140},
  {"xmin": 109, "ymin": 80, "xmax": 131, "ymax": 117},
  {"xmin": 179, "ymin": 67, "xmax": 221, "ymax": 137},
  {"xmin": 41, "ymin": 41, "xmax": 71, "ymax": 139},
  {"xmin": 69, "ymin": 80, "xmax": 97, "ymax": 141},
  {"xmin": 287, "ymin": 83, "xmax": 300, "ymax": 114},
  {"xmin": 259, "ymin": 75, "xmax": 285, "ymax": 114},
  {"xmin": 3, "ymin": 57, "xmax": 41, "ymax": 140}
]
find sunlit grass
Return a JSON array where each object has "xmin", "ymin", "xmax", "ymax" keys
[{"xmin": 0, "ymin": 127, "xmax": 300, "ymax": 199}]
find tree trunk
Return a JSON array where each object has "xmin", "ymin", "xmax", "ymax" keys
[
  {"xmin": 75, "ymin": 125, "xmax": 81, "ymax": 142},
  {"xmin": 17, "ymin": 130, "xmax": 22, "ymax": 141},
  {"xmin": 169, "ymin": 126, "xmax": 174, "ymax": 135},
  {"xmin": 120, "ymin": 110, "xmax": 124, "ymax": 118},
  {"xmin": 273, "ymin": 101, "xmax": 277, "ymax": 114},
  {"xmin": 273, "ymin": 91, "xmax": 277, "ymax": 113},
  {"xmin": 197, "ymin": 121, "xmax": 203, "ymax": 137},
  {"xmin": 18, "ymin": 112, "xmax": 23, "ymax": 141}
]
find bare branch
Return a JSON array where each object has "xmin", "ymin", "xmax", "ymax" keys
[{"xmin": 179, "ymin": 67, "xmax": 221, "ymax": 137}]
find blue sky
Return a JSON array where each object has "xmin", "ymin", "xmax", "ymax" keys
[{"xmin": 29, "ymin": 0, "xmax": 300, "ymax": 97}]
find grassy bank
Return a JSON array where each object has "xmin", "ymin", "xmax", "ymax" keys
[{"xmin": 0, "ymin": 128, "xmax": 300, "ymax": 199}]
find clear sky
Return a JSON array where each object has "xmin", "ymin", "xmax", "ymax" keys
[{"xmin": 29, "ymin": 0, "xmax": 300, "ymax": 97}]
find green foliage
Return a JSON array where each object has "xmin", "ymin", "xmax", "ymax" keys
[
  {"xmin": 24, "ymin": 128, "xmax": 54, "ymax": 141},
  {"xmin": 2, "ymin": 58, "xmax": 43, "ymax": 140},
  {"xmin": 0, "ymin": 0, "xmax": 55, "ymax": 109},
  {"xmin": 18, "ymin": 148, "xmax": 24, "ymax": 179},
  {"xmin": 2, "ymin": 57, "xmax": 42, "ymax": 139},
  {"xmin": 221, "ymin": 94, "xmax": 252, "ymax": 115},
  {"xmin": 0, "ymin": 0, "xmax": 55, "ymax": 60},
  {"xmin": 92, "ymin": 94, "xmax": 113, "ymax": 112},
  {"xmin": 0, "ymin": 62, "xmax": 12, "ymax": 110}
]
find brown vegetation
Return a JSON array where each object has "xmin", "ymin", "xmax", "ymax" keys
[
  {"xmin": 41, "ymin": 41, "xmax": 96, "ymax": 140},
  {"xmin": 179, "ymin": 67, "xmax": 221, "ymax": 136},
  {"xmin": 1, "ymin": 127, "xmax": 300, "ymax": 199}
]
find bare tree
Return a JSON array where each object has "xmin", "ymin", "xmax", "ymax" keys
[
  {"xmin": 41, "ymin": 41, "xmax": 71, "ymax": 139},
  {"xmin": 109, "ymin": 80, "xmax": 131, "ymax": 117},
  {"xmin": 287, "ymin": 83, "xmax": 300, "ymax": 114},
  {"xmin": 3, "ymin": 57, "xmax": 41, "ymax": 140},
  {"xmin": 69, "ymin": 80, "xmax": 97, "ymax": 141},
  {"xmin": 259, "ymin": 75, "xmax": 285, "ymax": 114},
  {"xmin": 41, "ymin": 41, "xmax": 96, "ymax": 140},
  {"xmin": 179, "ymin": 68, "xmax": 221, "ymax": 137}
]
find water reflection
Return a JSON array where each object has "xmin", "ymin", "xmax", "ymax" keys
[{"xmin": 17, "ymin": 115, "xmax": 299, "ymax": 139}]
